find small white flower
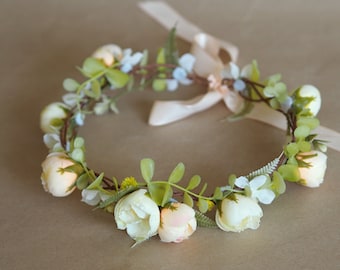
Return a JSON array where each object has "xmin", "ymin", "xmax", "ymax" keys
[
  {"xmin": 114, "ymin": 189, "xmax": 160, "ymax": 242},
  {"xmin": 166, "ymin": 79, "xmax": 178, "ymax": 91},
  {"xmin": 235, "ymin": 175, "xmax": 275, "ymax": 204},
  {"xmin": 298, "ymin": 150, "xmax": 327, "ymax": 188},
  {"xmin": 43, "ymin": 133, "xmax": 62, "ymax": 151},
  {"xmin": 120, "ymin": 49, "xmax": 143, "ymax": 73},
  {"xmin": 81, "ymin": 189, "xmax": 110, "ymax": 206},
  {"xmin": 216, "ymin": 194, "xmax": 263, "ymax": 232},
  {"xmin": 171, "ymin": 53, "xmax": 196, "ymax": 86},
  {"xmin": 74, "ymin": 112, "xmax": 85, "ymax": 126},
  {"xmin": 280, "ymin": 96, "xmax": 293, "ymax": 113}
]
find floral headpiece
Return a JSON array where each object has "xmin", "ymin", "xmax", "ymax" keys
[{"xmin": 40, "ymin": 2, "xmax": 336, "ymax": 246}]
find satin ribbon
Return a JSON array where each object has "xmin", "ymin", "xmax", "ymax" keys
[{"xmin": 139, "ymin": 1, "xmax": 340, "ymax": 152}]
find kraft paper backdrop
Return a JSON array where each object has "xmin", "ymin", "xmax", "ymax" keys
[{"xmin": 1, "ymin": 1, "xmax": 339, "ymax": 269}]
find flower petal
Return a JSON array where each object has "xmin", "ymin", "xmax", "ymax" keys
[
  {"xmin": 179, "ymin": 53, "xmax": 195, "ymax": 72},
  {"xmin": 254, "ymin": 189, "xmax": 275, "ymax": 204},
  {"xmin": 230, "ymin": 62, "xmax": 240, "ymax": 79},
  {"xmin": 249, "ymin": 175, "xmax": 267, "ymax": 190},
  {"xmin": 234, "ymin": 176, "xmax": 249, "ymax": 188}
]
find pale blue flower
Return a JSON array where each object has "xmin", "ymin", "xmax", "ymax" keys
[
  {"xmin": 74, "ymin": 112, "xmax": 85, "ymax": 126},
  {"xmin": 121, "ymin": 49, "xmax": 143, "ymax": 73}
]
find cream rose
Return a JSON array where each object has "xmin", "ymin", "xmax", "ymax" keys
[
  {"xmin": 216, "ymin": 194, "xmax": 263, "ymax": 232},
  {"xmin": 114, "ymin": 189, "xmax": 160, "ymax": 242},
  {"xmin": 92, "ymin": 44, "xmax": 123, "ymax": 66},
  {"xmin": 41, "ymin": 152, "xmax": 78, "ymax": 197},
  {"xmin": 40, "ymin": 102, "xmax": 68, "ymax": 133},
  {"xmin": 158, "ymin": 202, "xmax": 197, "ymax": 243},
  {"xmin": 298, "ymin": 150, "xmax": 327, "ymax": 188},
  {"xmin": 298, "ymin": 85, "xmax": 321, "ymax": 116}
]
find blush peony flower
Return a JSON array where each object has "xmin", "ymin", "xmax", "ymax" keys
[
  {"xmin": 40, "ymin": 102, "xmax": 68, "ymax": 133},
  {"xmin": 216, "ymin": 194, "xmax": 263, "ymax": 232},
  {"xmin": 114, "ymin": 189, "xmax": 160, "ymax": 242},
  {"xmin": 41, "ymin": 152, "xmax": 78, "ymax": 197},
  {"xmin": 298, "ymin": 150, "xmax": 327, "ymax": 188},
  {"xmin": 158, "ymin": 202, "xmax": 197, "ymax": 243}
]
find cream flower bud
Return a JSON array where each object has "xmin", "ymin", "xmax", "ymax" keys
[
  {"xmin": 114, "ymin": 189, "xmax": 160, "ymax": 242},
  {"xmin": 298, "ymin": 150, "xmax": 327, "ymax": 188},
  {"xmin": 158, "ymin": 203, "xmax": 197, "ymax": 243},
  {"xmin": 298, "ymin": 85, "xmax": 321, "ymax": 116},
  {"xmin": 41, "ymin": 152, "xmax": 78, "ymax": 197},
  {"xmin": 216, "ymin": 194, "xmax": 263, "ymax": 232},
  {"xmin": 40, "ymin": 102, "xmax": 68, "ymax": 133},
  {"xmin": 92, "ymin": 44, "xmax": 123, "ymax": 66}
]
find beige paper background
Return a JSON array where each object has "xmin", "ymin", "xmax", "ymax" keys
[{"xmin": 1, "ymin": 0, "xmax": 339, "ymax": 269}]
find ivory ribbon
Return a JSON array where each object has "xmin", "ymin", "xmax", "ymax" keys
[{"xmin": 139, "ymin": 1, "xmax": 340, "ymax": 152}]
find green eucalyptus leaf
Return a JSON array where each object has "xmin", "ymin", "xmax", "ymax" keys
[
  {"xmin": 213, "ymin": 187, "xmax": 223, "ymax": 200},
  {"xmin": 140, "ymin": 158, "xmax": 155, "ymax": 183},
  {"xmin": 297, "ymin": 141, "xmax": 312, "ymax": 152},
  {"xmin": 106, "ymin": 69, "xmax": 130, "ymax": 88},
  {"xmin": 147, "ymin": 182, "xmax": 167, "ymax": 206},
  {"xmin": 278, "ymin": 164, "xmax": 300, "ymax": 182},
  {"xmin": 91, "ymin": 80, "xmax": 101, "ymax": 100},
  {"xmin": 168, "ymin": 162, "xmax": 185, "ymax": 184},
  {"xmin": 87, "ymin": 172, "xmax": 104, "ymax": 189},
  {"xmin": 250, "ymin": 60, "xmax": 260, "ymax": 82},
  {"xmin": 183, "ymin": 192, "xmax": 194, "ymax": 207},
  {"xmin": 71, "ymin": 148, "xmax": 84, "ymax": 163},
  {"xmin": 271, "ymin": 171, "xmax": 286, "ymax": 195},
  {"xmin": 197, "ymin": 198, "xmax": 209, "ymax": 213},
  {"xmin": 285, "ymin": 142, "xmax": 299, "ymax": 157},
  {"xmin": 83, "ymin": 57, "xmax": 106, "ymax": 76},
  {"xmin": 297, "ymin": 117, "xmax": 320, "ymax": 130},
  {"xmin": 76, "ymin": 173, "xmax": 90, "ymax": 190},
  {"xmin": 63, "ymin": 78, "xmax": 79, "ymax": 92},
  {"xmin": 152, "ymin": 78, "xmax": 166, "ymax": 91},
  {"xmin": 74, "ymin": 137, "xmax": 85, "ymax": 148},
  {"xmin": 294, "ymin": 125, "xmax": 311, "ymax": 139},
  {"xmin": 161, "ymin": 185, "xmax": 173, "ymax": 207},
  {"xmin": 186, "ymin": 175, "xmax": 201, "ymax": 190}
]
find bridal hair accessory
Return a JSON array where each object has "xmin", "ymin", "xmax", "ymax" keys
[{"xmin": 40, "ymin": 2, "xmax": 339, "ymax": 246}]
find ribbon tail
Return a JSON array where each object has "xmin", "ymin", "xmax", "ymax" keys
[
  {"xmin": 245, "ymin": 103, "xmax": 340, "ymax": 152},
  {"xmin": 148, "ymin": 91, "xmax": 223, "ymax": 126},
  {"xmin": 138, "ymin": 1, "xmax": 238, "ymax": 62}
]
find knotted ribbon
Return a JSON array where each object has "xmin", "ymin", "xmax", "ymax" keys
[{"xmin": 139, "ymin": 1, "xmax": 340, "ymax": 152}]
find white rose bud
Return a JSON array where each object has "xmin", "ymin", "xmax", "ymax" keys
[
  {"xmin": 216, "ymin": 194, "xmax": 263, "ymax": 232},
  {"xmin": 40, "ymin": 102, "xmax": 68, "ymax": 133},
  {"xmin": 158, "ymin": 202, "xmax": 197, "ymax": 243},
  {"xmin": 298, "ymin": 150, "xmax": 327, "ymax": 188},
  {"xmin": 298, "ymin": 85, "xmax": 321, "ymax": 116},
  {"xmin": 92, "ymin": 44, "xmax": 123, "ymax": 66},
  {"xmin": 41, "ymin": 152, "xmax": 78, "ymax": 197},
  {"xmin": 114, "ymin": 189, "xmax": 160, "ymax": 242}
]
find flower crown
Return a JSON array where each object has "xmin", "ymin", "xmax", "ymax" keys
[{"xmin": 40, "ymin": 28, "xmax": 328, "ymax": 246}]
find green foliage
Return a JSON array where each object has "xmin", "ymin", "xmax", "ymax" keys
[
  {"xmin": 82, "ymin": 57, "xmax": 106, "ymax": 77},
  {"xmin": 297, "ymin": 117, "xmax": 319, "ymax": 130},
  {"xmin": 186, "ymin": 175, "xmax": 201, "ymax": 190},
  {"xmin": 183, "ymin": 192, "xmax": 194, "ymax": 207},
  {"xmin": 271, "ymin": 171, "xmax": 286, "ymax": 195},
  {"xmin": 76, "ymin": 173, "xmax": 90, "ymax": 190},
  {"xmin": 247, "ymin": 156, "xmax": 281, "ymax": 179},
  {"xmin": 140, "ymin": 158, "xmax": 155, "ymax": 183},
  {"xmin": 197, "ymin": 198, "xmax": 209, "ymax": 213},
  {"xmin": 99, "ymin": 186, "xmax": 137, "ymax": 209},
  {"xmin": 278, "ymin": 164, "xmax": 300, "ymax": 182},
  {"xmin": 105, "ymin": 69, "xmax": 130, "ymax": 88},
  {"xmin": 152, "ymin": 78, "xmax": 166, "ymax": 91},
  {"xmin": 87, "ymin": 172, "xmax": 104, "ymax": 189},
  {"xmin": 168, "ymin": 162, "xmax": 185, "ymax": 184},
  {"xmin": 63, "ymin": 78, "xmax": 79, "ymax": 92},
  {"xmin": 164, "ymin": 27, "xmax": 179, "ymax": 65},
  {"xmin": 294, "ymin": 125, "xmax": 310, "ymax": 140},
  {"xmin": 195, "ymin": 210, "xmax": 218, "ymax": 228}
]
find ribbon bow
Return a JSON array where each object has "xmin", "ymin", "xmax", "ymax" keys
[{"xmin": 139, "ymin": 2, "xmax": 340, "ymax": 152}]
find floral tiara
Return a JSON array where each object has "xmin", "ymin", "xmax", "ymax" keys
[{"xmin": 40, "ymin": 2, "xmax": 336, "ymax": 246}]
